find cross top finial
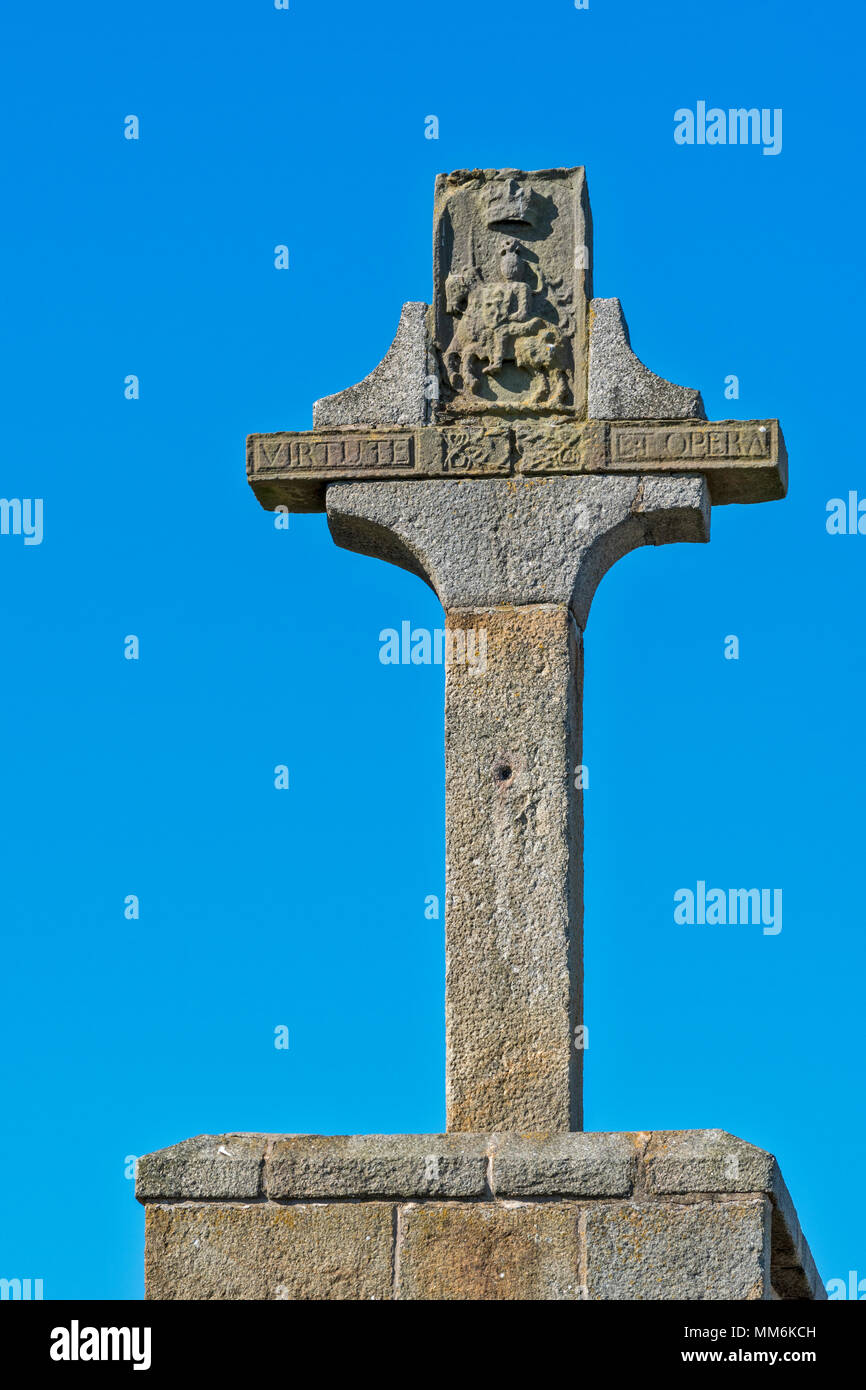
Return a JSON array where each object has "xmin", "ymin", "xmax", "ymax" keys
[{"xmin": 248, "ymin": 163, "xmax": 785, "ymax": 519}]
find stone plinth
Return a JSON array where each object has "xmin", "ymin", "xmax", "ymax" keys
[{"xmin": 137, "ymin": 1130, "xmax": 824, "ymax": 1301}]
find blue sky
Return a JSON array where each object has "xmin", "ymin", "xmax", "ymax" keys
[{"xmin": 0, "ymin": 0, "xmax": 862, "ymax": 1299}]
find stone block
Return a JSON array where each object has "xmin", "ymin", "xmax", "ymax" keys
[
  {"xmin": 398, "ymin": 1202, "xmax": 582, "ymax": 1301},
  {"xmin": 490, "ymin": 1131, "xmax": 638, "ymax": 1197},
  {"xmin": 136, "ymin": 1133, "xmax": 265, "ymax": 1201},
  {"xmin": 645, "ymin": 1129, "xmax": 776, "ymax": 1195},
  {"xmin": 145, "ymin": 1202, "xmax": 393, "ymax": 1301},
  {"xmin": 266, "ymin": 1133, "xmax": 488, "ymax": 1199},
  {"xmin": 584, "ymin": 1199, "xmax": 771, "ymax": 1300}
]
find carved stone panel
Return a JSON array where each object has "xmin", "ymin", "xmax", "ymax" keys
[
  {"xmin": 610, "ymin": 423, "xmax": 774, "ymax": 466},
  {"xmin": 432, "ymin": 424, "xmax": 512, "ymax": 475},
  {"xmin": 432, "ymin": 168, "xmax": 592, "ymax": 420},
  {"xmin": 256, "ymin": 432, "xmax": 415, "ymax": 474},
  {"xmin": 515, "ymin": 422, "xmax": 607, "ymax": 473},
  {"xmin": 247, "ymin": 417, "xmax": 785, "ymax": 514}
]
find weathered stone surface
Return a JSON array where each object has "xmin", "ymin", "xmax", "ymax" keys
[
  {"xmin": 327, "ymin": 474, "xmax": 709, "ymax": 621},
  {"xmin": 643, "ymin": 1130, "xmax": 823, "ymax": 1297},
  {"xmin": 246, "ymin": 419, "xmax": 515, "ymax": 514},
  {"xmin": 607, "ymin": 419, "xmax": 786, "ymax": 504},
  {"xmin": 222, "ymin": 165, "xmax": 811, "ymax": 1303},
  {"xmin": 766, "ymin": 1169, "xmax": 826, "ymax": 1302},
  {"xmin": 247, "ymin": 418, "xmax": 785, "ymax": 513},
  {"xmin": 584, "ymin": 1199, "xmax": 771, "ymax": 1300},
  {"xmin": 398, "ymin": 1202, "xmax": 582, "ymax": 1300},
  {"xmin": 445, "ymin": 605, "xmax": 582, "ymax": 1131},
  {"xmin": 490, "ymin": 1131, "xmax": 638, "ymax": 1197},
  {"xmin": 327, "ymin": 470, "xmax": 706, "ymax": 1132},
  {"xmin": 138, "ymin": 1132, "xmax": 823, "ymax": 1300},
  {"xmin": 432, "ymin": 168, "xmax": 592, "ymax": 419},
  {"xmin": 267, "ymin": 1134, "xmax": 488, "ymax": 1199},
  {"xmin": 645, "ymin": 1129, "xmax": 777, "ymax": 1195},
  {"xmin": 145, "ymin": 1203, "xmax": 393, "ymax": 1301},
  {"xmin": 588, "ymin": 298, "xmax": 705, "ymax": 420},
  {"xmin": 313, "ymin": 302, "xmax": 433, "ymax": 430},
  {"xmin": 136, "ymin": 1134, "xmax": 265, "ymax": 1201}
]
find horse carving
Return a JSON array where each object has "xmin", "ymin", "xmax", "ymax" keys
[{"xmin": 441, "ymin": 241, "xmax": 571, "ymax": 407}]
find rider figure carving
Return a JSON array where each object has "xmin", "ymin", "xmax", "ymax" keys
[{"xmin": 443, "ymin": 238, "xmax": 570, "ymax": 405}]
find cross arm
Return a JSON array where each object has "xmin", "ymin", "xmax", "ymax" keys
[{"xmin": 246, "ymin": 418, "xmax": 787, "ymax": 514}]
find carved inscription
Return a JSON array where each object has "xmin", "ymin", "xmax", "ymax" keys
[
  {"xmin": 248, "ymin": 420, "xmax": 782, "ymax": 508},
  {"xmin": 253, "ymin": 433, "xmax": 415, "ymax": 475},
  {"xmin": 612, "ymin": 424, "xmax": 772, "ymax": 465},
  {"xmin": 252, "ymin": 427, "xmax": 511, "ymax": 481}
]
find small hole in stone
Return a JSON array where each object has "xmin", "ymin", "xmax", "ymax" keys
[{"xmin": 494, "ymin": 762, "xmax": 513, "ymax": 783}]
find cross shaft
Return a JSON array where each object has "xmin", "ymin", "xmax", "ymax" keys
[{"xmin": 247, "ymin": 167, "xmax": 787, "ymax": 1131}]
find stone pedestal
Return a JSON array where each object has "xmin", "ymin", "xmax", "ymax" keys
[{"xmin": 137, "ymin": 1130, "xmax": 823, "ymax": 1301}]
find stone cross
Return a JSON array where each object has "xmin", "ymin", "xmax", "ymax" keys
[{"xmin": 247, "ymin": 167, "xmax": 786, "ymax": 1135}]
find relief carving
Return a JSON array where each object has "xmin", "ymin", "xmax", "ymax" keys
[
  {"xmin": 252, "ymin": 433, "xmax": 415, "ymax": 475},
  {"xmin": 439, "ymin": 425, "xmax": 512, "ymax": 474},
  {"xmin": 516, "ymin": 422, "xmax": 606, "ymax": 473},
  {"xmin": 612, "ymin": 425, "xmax": 772, "ymax": 464},
  {"xmin": 433, "ymin": 169, "xmax": 592, "ymax": 417},
  {"xmin": 441, "ymin": 239, "xmax": 570, "ymax": 408}
]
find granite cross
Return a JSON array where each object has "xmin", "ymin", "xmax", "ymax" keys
[{"xmin": 247, "ymin": 167, "xmax": 786, "ymax": 1135}]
